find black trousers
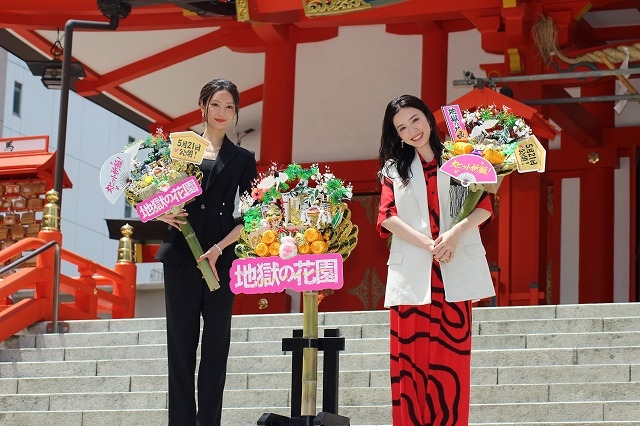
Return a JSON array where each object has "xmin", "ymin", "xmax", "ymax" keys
[{"xmin": 163, "ymin": 261, "xmax": 235, "ymax": 426}]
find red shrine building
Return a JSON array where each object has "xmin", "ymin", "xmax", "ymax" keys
[{"xmin": 0, "ymin": 1, "xmax": 638, "ymax": 314}]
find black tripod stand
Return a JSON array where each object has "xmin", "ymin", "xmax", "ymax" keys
[{"xmin": 258, "ymin": 293, "xmax": 350, "ymax": 426}]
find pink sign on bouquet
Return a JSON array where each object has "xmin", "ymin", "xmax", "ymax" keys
[
  {"xmin": 440, "ymin": 154, "xmax": 497, "ymax": 186},
  {"xmin": 135, "ymin": 176, "xmax": 202, "ymax": 222},
  {"xmin": 441, "ymin": 104, "xmax": 469, "ymax": 141},
  {"xmin": 230, "ymin": 253, "xmax": 344, "ymax": 294}
]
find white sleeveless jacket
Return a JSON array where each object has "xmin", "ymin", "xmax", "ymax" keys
[{"xmin": 381, "ymin": 153, "xmax": 495, "ymax": 306}]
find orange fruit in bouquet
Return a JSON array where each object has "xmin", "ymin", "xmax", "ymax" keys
[
  {"xmin": 304, "ymin": 228, "xmax": 321, "ymax": 243},
  {"xmin": 262, "ymin": 229, "xmax": 277, "ymax": 245},
  {"xmin": 483, "ymin": 148, "xmax": 505, "ymax": 165},
  {"xmin": 255, "ymin": 242, "xmax": 269, "ymax": 257},
  {"xmin": 453, "ymin": 141, "xmax": 474, "ymax": 155},
  {"xmin": 298, "ymin": 243, "xmax": 311, "ymax": 254},
  {"xmin": 268, "ymin": 241, "xmax": 281, "ymax": 256},
  {"xmin": 310, "ymin": 240, "xmax": 328, "ymax": 254}
]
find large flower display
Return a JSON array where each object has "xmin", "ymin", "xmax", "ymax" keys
[
  {"xmin": 100, "ymin": 128, "xmax": 219, "ymax": 291},
  {"xmin": 235, "ymin": 163, "xmax": 358, "ymax": 262},
  {"xmin": 440, "ymin": 104, "xmax": 546, "ymax": 224}
]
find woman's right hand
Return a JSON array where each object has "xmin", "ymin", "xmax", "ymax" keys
[
  {"xmin": 421, "ymin": 234, "xmax": 436, "ymax": 252},
  {"xmin": 156, "ymin": 210, "xmax": 188, "ymax": 230}
]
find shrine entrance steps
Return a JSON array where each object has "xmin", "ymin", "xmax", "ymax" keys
[{"xmin": 1, "ymin": 302, "xmax": 640, "ymax": 425}]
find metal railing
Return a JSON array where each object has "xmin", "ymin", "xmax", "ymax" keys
[{"xmin": 0, "ymin": 240, "xmax": 63, "ymax": 333}]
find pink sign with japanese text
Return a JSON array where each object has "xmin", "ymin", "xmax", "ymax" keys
[
  {"xmin": 440, "ymin": 154, "xmax": 498, "ymax": 185},
  {"xmin": 441, "ymin": 104, "xmax": 469, "ymax": 141},
  {"xmin": 230, "ymin": 253, "xmax": 344, "ymax": 294},
  {"xmin": 135, "ymin": 175, "xmax": 203, "ymax": 222}
]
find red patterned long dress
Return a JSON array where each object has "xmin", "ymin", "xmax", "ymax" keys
[{"xmin": 377, "ymin": 155, "xmax": 492, "ymax": 426}]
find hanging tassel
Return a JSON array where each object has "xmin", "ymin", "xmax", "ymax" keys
[{"xmin": 449, "ymin": 183, "xmax": 469, "ymax": 219}]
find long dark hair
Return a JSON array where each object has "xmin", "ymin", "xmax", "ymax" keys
[
  {"xmin": 378, "ymin": 94, "xmax": 443, "ymax": 185},
  {"xmin": 199, "ymin": 78, "xmax": 240, "ymax": 123}
]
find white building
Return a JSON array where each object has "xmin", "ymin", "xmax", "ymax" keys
[{"xmin": 0, "ymin": 48, "xmax": 164, "ymax": 316}]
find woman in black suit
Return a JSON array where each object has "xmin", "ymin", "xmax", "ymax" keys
[{"xmin": 155, "ymin": 78, "xmax": 258, "ymax": 426}]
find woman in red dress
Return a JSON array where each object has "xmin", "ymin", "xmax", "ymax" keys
[{"xmin": 377, "ymin": 95, "xmax": 495, "ymax": 425}]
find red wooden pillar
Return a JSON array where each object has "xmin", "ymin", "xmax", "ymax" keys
[
  {"xmin": 501, "ymin": 91, "xmax": 547, "ymax": 302},
  {"xmin": 630, "ymin": 145, "xmax": 638, "ymax": 302},
  {"xmin": 254, "ymin": 24, "xmax": 296, "ymax": 165},
  {"xmin": 496, "ymin": 176, "xmax": 512, "ymax": 305},
  {"xmin": 578, "ymin": 165, "xmax": 614, "ymax": 303},
  {"xmin": 546, "ymin": 173, "xmax": 565, "ymax": 305},
  {"xmin": 420, "ymin": 23, "xmax": 448, "ymax": 109},
  {"xmin": 577, "ymin": 80, "xmax": 615, "ymax": 303},
  {"xmin": 506, "ymin": 170, "xmax": 546, "ymax": 301}
]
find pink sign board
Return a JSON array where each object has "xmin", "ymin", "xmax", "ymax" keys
[
  {"xmin": 135, "ymin": 176, "xmax": 202, "ymax": 222},
  {"xmin": 230, "ymin": 253, "xmax": 344, "ymax": 294},
  {"xmin": 441, "ymin": 104, "xmax": 468, "ymax": 141},
  {"xmin": 440, "ymin": 154, "xmax": 497, "ymax": 185}
]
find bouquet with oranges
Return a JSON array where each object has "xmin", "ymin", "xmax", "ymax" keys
[
  {"xmin": 440, "ymin": 104, "xmax": 546, "ymax": 225},
  {"xmin": 235, "ymin": 163, "xmax": 358, "ymax": 261},
  {"xmin": 441, "ymin": 104, "xmax": 533, "ymax": 178}
]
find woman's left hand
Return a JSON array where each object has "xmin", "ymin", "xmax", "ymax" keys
[
  {"xmin": 432, "ymin": 228, "xmax": 461, "ymax": 263},
  {"xmin": 198, "ymin": 246, "xmax": 221, "ymax": 281}
]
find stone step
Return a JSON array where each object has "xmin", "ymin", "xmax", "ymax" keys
[
  {"xmin": 471, "ymin": 401, "xmax": 640, "ymax": 423},
  {"xmin": 2, "ymin": 343, "xmax": 640, "ymax": 379},
  {"xmin": 480, "ymin": 363, "xmax": 640, "ymax": 385},
  {"xmin": 472, "ymin": 423, "xmax": 640, "ymax": 426},
  {"xmin": 230, "ymin": 399, "xmax": 640, "ymax": 424},
  {"xmin": 0, "ymin": 391, "xmax": 168, "ymax": 412},
  {"xmin": 0, "ymin": 333, "xmax": 640, "ymax": 370},
  {"xmin": 3, "ymin": 381, "xmax": 639, "ymax": 407},
  {"xmin": 472, "ymin": 420, "xmax": 639, "ymax": 426},
  {"xmin": 8, "ymin": 301, "xmax": 639, "ymax": 337},
  {"xmin": 0, "ymin": 401, "xmax": 640, "ymax": 426},
  {"xmin": 0, "ymin": 410, "xmax": 167, "ymax": 426},
  {"xmin": 477, "ymin": 317, "xmax": 640, "ymax": 335},
  {"xmin": 3, "ymin": 362, "xmax": 639, "ymax": 395},
  {"xmin": 7, "ymin": 316, "xmax": 640, "ymax": 353},
  {"xmin": 5, "ymin": 328, "xmax": 640, "ymax": 357},
  {"xmin": 1, "ymin": 408, "xmax": 638, "ymax": 426},
  {"xmin": 2, "ymin": 303, "xmax": 640, "ymax": 426}
]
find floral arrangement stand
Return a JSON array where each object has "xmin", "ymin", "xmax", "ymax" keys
[
  {"xmin": 99, "ymin": 129, "xmax": 219, "ymax": 291},
  {"xmin": 231, "ymin": 163, "xmax": 356, "ymax": 426}
]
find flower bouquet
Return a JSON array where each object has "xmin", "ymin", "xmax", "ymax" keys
[
  {"xmin": 440, "ymin": 104, "xmax": 546, "ymax": 225},
  {"xmin": 235, "ymin": 162, "xmax": 358, "ymax": 263},
  {"xmin": 100, "ymin": 128, "xmax": 219, "ymax": 291}
]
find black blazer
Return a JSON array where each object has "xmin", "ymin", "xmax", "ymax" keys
[{"xmin": 155, "ymin": 135, "xmax": 257, "ymax": 268}]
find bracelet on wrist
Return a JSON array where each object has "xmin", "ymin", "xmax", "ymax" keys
[{"xmin": 213, "ymin": 244, "xmax": 223, "ymax": 255}]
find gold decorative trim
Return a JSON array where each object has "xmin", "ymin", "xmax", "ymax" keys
[
  {"xmin": 348, "ymin": 267, "xmax": 371, "ymax": 309},
  {"xmin": 354, "ymin": 194, "xmax": 376, "ymax": 225},
  {"xmin": 236, "ymin": 0, "xmax": 250, "ymax": 22},
  {"xmin": 370, "ymin": 267, "xmax": 385, "ymax": 309},
  {"xmin": 507, "ymin": 47, "xmax": 522, "ymax": 73},
  {"xmin": 304, "ymin": 0, "xmax": 371, "ymax": 17}
]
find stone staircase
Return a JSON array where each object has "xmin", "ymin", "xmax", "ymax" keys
[{"xmin": 1, "ymin": 302, "xmax": 640, "ymax": 426}]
